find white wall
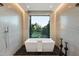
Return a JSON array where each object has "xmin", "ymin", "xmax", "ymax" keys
[
  {"xmin": 60, "ymin": 15, "xmax": 79, "ymax": 56},
  {"xmin": 0, "ymin": 15, "xmax": 22, "ymax": 55}
]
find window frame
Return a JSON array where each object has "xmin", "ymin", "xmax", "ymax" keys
[{"xmin": 29, "ymin": 15, "xmax": 50, "ymax": 38}]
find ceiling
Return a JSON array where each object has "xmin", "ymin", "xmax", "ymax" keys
[
  {"xmin": 0, "ymin": 7, "xmax": 18, "ymax": 16},
  {"xmin": 19, "ymin": 3, "xmax": 60, "ymax": 11},
  {"xmin": 61, "ymin": 7, "xmax": 79, "ymax": 16}
]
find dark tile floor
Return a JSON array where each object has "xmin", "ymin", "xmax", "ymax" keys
[{"xmin": 14, "ymin": 45, "xmax": 64, "ymax": 56}]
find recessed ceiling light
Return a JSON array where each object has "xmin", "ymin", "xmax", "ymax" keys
[
  {"xmin": 49, "ymin": 5, "xmax": 53, "ymax": 9},
  {"xmin": 27, "ymin": 5, "xmax": 30, "ymax": 9}
]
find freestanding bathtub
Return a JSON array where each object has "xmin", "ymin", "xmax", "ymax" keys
[{"xmin": 25, "ymin": 38, "xmax": 55, "ymax": 52}]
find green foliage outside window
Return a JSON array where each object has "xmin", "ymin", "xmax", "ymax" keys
[{"xmin": 30, "ymin": 16, "xmax": 50, "ymax": 38}]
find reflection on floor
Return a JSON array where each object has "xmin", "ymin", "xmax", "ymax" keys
[{"xmin": 14, "ymin": 45, "xmax": 64, "ymax": 56}]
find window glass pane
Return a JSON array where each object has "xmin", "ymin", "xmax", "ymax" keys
[{"xmin": 30, "ymin": 16, "xmax": 50, "ymax": 38}]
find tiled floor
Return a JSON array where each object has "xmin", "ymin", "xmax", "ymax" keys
[{"xmin": 14, "ymin": 45, "xmax": 64, "ymax": 56}]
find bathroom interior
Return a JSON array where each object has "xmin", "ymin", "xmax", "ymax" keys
[{"xmin": 0, "ymin": 3, "xmax": 79, "ymax": 56}]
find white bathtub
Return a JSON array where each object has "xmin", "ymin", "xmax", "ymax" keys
[{"xmin": 25, "ymin": 38, "xmax": 55, "ymax": 52}]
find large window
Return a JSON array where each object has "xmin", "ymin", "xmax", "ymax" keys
[{"xmin": 29, "ymin": 16, "xmax": 50, "ymax": 38}]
